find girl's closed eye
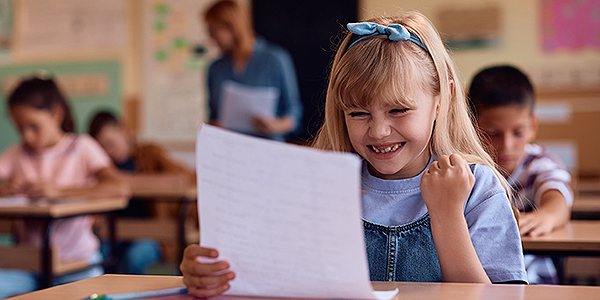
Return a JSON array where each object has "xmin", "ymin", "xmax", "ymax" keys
[
  {"xmin": 389, "ymin": 108, "xmax": 409, "ymax": 115},
  {"xmin": 348, "ymin": 111, "xmax": 369, "ymax": 118},
  {"xmin": 513, "ymin": 128, "xmax": 524, "ymax": 138}
]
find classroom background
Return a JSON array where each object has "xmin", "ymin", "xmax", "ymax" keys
[
  {"xmin": 0, "ymin": 0, "xmax": 600, "ymax": 282},
  {"xmin": 0, "ymin": 0, "xmax": 599, "ymax": 177}
]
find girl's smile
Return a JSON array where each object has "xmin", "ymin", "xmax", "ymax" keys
[{"xmin": 368, "ymin": 142, "xmax": 405, "ymax": 154}]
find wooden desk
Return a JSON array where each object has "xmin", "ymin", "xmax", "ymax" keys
[
  {"xmin": 571, "ymin": 194, "xmax": 600, "ymax": 219},
  {"xmin": 576, "ymin": 180, "xmax": 600, "ymax": 194},
  {"xmin": 11, "ymin": 274, "xmax": 600, "ymax": 300},
  {"xmin": 127, "ymin": 174, "xmax": 197, "ymax": 199},
  {"xmin": 0, "ymin": 197, "xmax": 128, "ymax": 288},
  {"xmin": 124, "ymin": 175, "xmax": 197, "ymax": 263},
  {"xmin": 522, "ymin": 220, "xmax": 600, "ymax": 256}
]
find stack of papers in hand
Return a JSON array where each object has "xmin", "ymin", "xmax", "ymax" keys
[{"xmin": 196, "ymin": 125, "xmax": 398, "ymax": 300}]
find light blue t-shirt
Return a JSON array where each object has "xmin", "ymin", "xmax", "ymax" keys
[
  {"xmin": 207, "ymin": 37, "xmax": 303, "ymax": 141},
  {"xmin": 361, "ymin": 160, "xmax": 528, "ymax": 283}
]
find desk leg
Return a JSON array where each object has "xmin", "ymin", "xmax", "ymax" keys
[
  {"xmin": 104, "ymin": 212, "xmax": 118, "ymax": 273},
  {"xmin": 177, "ymin": 199, "xmax": 190, "ymax": 268},
  {"xmin": 41, "ymin": 218, "xmax": 53, "ymax": 288}
]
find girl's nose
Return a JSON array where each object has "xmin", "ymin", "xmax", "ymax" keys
[
  {"xmin": 369, "ymin": 117, "xmax": 392, "ymax": 139},
  {"xmin": 501, "ymin": 135, "xmax": 513, "ymax": 151}
]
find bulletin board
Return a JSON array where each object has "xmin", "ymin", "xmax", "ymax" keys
[
  {"xmin": 0, "ymin": 60, "xmax": 122, "ymax": 153},
  {"xmin": 140, "ymin": 0, "xmax": 221, "ymax": 142},
  {"xmin": 11, "ymin": 0, "xmax": 126, "ymax": 61}
]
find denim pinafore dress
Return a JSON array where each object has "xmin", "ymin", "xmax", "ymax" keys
[
  {"xmin": 361, "ymin": 160, "xmax": 442, "ymax": 282},
  {"xmin": 363, "ymin": 213, "xmax": 442, "ymax": 281}
]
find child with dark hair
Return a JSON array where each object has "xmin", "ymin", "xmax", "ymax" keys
[
  {"xmin": 89, "ymin": 111, "xmax": 194, "ymax": 177},
  {"xmin": 469, "ymin": 65, "xmax": 572, "ymax": 284},
  {"xmin": 0, "ymin": 77, "xmax": 129, "ymax": 298},
  {"xmin": 88, "ymin": 110, "xmax": 195, "ymax": 274}
]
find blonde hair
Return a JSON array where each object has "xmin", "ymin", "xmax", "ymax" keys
[
  {"xmin": 204, "ymin": 0, "xmax": 255, "ymax": 62},
  {"xmin": 312, "ymin": 12, "xmax": 517, "ymax": 206}
]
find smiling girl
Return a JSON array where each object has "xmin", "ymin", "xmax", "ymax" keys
[{"xmin": 179, "ymin": 12, "xmax": 527, "ymax": 297}]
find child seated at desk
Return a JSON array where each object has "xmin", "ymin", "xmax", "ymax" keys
[
  {"xmin": 88, "ymin": 111, "xmax": 195, "ymax": 274},
  {"xmin": 468, "ymin": 65, "xmax": 573, "ymax": 284},
  {"xmin": 0, "ymin": 76, "xmax": 129, "ymax": 298},
  {"xmin": 180, "ymin": 12, "xmax": 527, "ymax": 298}
]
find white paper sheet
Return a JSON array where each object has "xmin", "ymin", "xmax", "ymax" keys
[
  {"xmin": 219, "ymin": 81, "xmax": 279, "ymax": 135},
  {"xmin": 0, "ymin": 196, "xmax": 29, "ymax": 207},
  {"xmin": 196, "ymin": 125, "xmax": 394, "ymax": 299}
]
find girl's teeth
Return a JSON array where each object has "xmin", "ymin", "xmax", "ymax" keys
[{"xmin": 372, "ymin": 144, "xmax": 402, "ymax": 153}]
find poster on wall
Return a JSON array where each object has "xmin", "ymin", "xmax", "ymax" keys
[
  {"xmin": 437, "ymin": 7, "xmax": 502, "ymax": 51},
  {"xmin": 141, "ymin": 0, "xmax": 221, "ymax": 141},
  {"xmin": 16, "ymin": 0, "xmax": 126, "ymax": 55},
  {"xmin": 541, "ymin": 0, "xmax": 600, "ymax": 51}
]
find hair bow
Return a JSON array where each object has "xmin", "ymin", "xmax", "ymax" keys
[{"xmin": 345, "ymin": 22, "xmax": 429, "ymax": 54}]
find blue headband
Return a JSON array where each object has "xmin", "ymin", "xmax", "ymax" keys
[{"xmin": 345, "ymin": 22, "xmax": 429, "ymax": 55}]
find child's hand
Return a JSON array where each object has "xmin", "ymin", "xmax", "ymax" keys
[
  {"xmin": 420, "ymin": 154, "xmax": 475, "ymax": 218},
  {"xmin": 0, "ymin": 177, "xmax": 26, "ymax": 196},
  {"xmin": 180, "ymin": 244, "xmax": 235, "ymax": 298},
  {"xmin": 22, "ymin": 181, "xmax": 59, "ymax": 198},
  {"xmin": 251, "ymin": 115, "xmax": 279, "ymax": 135},
  {"xmin": 519, "ymin": 211, "xmax": 555, "ymax": 237}
]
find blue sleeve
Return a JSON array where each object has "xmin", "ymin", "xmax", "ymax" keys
[
  {"xmin": 273, "ymin": 49, "xmax": 303, "ymax": 132},
  {"xmin": 465, "ymin": 164, "xmax": 528, "ymax": 283},
  {"xmin": 207, "ymin": 62, "xmax": 220, "ymax": 121}
]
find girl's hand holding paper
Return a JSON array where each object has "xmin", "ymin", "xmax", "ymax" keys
[{"xmin": 180, "ymin": 244, "xmax": 235, "ymax": 298}]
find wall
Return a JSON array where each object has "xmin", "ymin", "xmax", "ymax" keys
[{"xmin": 359, "ymin": 0, "xmax": 600, "ymax": 86}]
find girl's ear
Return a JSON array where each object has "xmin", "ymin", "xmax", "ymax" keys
[
  {"xmin": 435, "ymin": 97, "xmax": 440, "ymax": 120},
  {"xmin": 51, "ymin": 106, "xmax": 65, "ymax": 127},
  {"xmin": 435, "ymin": 79, "xmax": 454, "ymax": 120}
]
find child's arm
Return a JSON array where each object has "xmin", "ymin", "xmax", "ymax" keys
[
  {"xmin": 180, "ymin": 244, "xmax": 235, "ymax": 298},
  {"xmin": 519, "ymin": 189, "xmax": 570, "ymax": 237},
  {"xmin": 23, "ymin": 166, "xmax": 130, "ymax": 199},
  {"xmin": 420, "ymin": 154, "xmax": 491, "ymax": 283}
]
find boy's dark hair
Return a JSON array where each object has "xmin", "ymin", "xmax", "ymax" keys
[
  {"xmin": 88, "ymin": 110, "xmax": 119, "ymax": 139},
  {"xmin": 8, "ymin": 77, "xmax": 75, "ymax": 133},
  {"xmin": 468, "ymin": 65, "xmax": 535, "ymax": 118}
]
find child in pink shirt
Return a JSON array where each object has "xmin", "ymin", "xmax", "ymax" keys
[{"xmin": 0, "ymin": 76, "xmax": 129, "ymax": 298}]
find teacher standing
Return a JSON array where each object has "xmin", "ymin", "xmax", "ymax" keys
[{"xmin": 203, "ymin": 0, "xmax": 303, "ymax": 141}]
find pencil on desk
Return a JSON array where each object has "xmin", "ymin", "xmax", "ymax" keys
[{"xmin": 82, "ymin": 286, "xmax": 188, "ymax": 300}]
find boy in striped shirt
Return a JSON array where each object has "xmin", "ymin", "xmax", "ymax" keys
[{"xmin": 469, "ymin": 65, "xmax": 572, "ymax": 284}]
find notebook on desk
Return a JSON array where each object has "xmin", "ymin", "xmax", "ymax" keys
[
  {"xmin": 0, "ymin": 196, "xmax": 87, "ymax": 207},
  {"xmin": 195, "ymin": 125, "xmax": 397, "ymax": 300},
  {"xmin": 0, "ymin": 196, "xmax": 29, "ymax": 207}
]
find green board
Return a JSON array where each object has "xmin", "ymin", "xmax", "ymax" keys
[{"xmin": 0, "ymin": 60, "xmax": 121, "ymax": 153}]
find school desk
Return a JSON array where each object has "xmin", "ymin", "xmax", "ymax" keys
[
  {"xmin": 123, "ymin": 174, "xmax": 197, "ymax": 263},
  {"xmin": 571, "ymin": 194, "xmax": 600, "ymax": 220},
  {"xmin": 0, "ymin": 197, "xmax": 128, "ymax": 288},
  {"xmin": 10, "ymin": 274, "xmax": 600, "ymax": 300},
  {"xmin": 576, "ymin": 179, "xmax": 600, "ymax": 194},
  {"xmin": 521, "ymin": 220, "xmax": 600, "ymax": 256}
]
